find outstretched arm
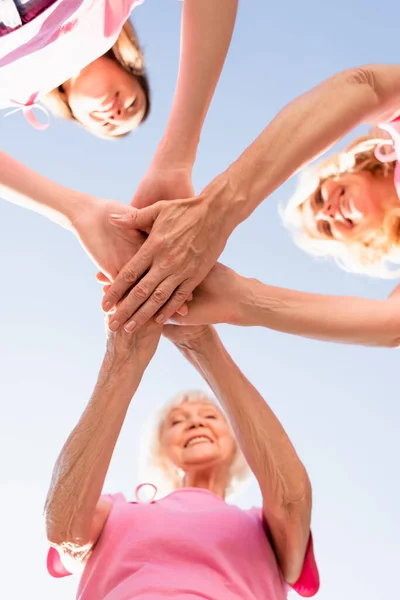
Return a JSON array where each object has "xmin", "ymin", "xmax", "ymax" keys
[
  {"xmin": 212, "ymin": 64, "xmax": 400, "ymax": 224},
  {"xmin": 0, "ymin": 150, "xmax": 151, "ymax": 282},
  {"xmin": 173, "ymin": 263, "xmax": 400, "ymax": 348},
  {"xmin": 44, "ymin": 320, "xmax": 162, "ymax": 571},
  {"xmin": 164, "ymin": 325, "xmax": 312, "ymax": 585},
  {"xmin": 104, "ymin": 64, "xmax": 400, "ymax": 330},
  {"xmin": 0, "ymin": 150, "xmax": 92, "ymax": 228},
  {"xmin": 131, "ymin": 0, "xmax": 238, "ymax": 209}
]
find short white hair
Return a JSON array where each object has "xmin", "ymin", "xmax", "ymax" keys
[
  {"xmin": 137, "ymin": 391, "xmax": 251, "ymax": 499},
  {"xmin": 281, "ymin": 136, "xmax": 400, "ymax": 279}
]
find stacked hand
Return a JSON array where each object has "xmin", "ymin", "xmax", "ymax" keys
[
  {"xmin": 100, "ymin": 172, "xmax": 236, "ymax": 333},
  {"xmin": 72, "ymin": 197, "xmax": 146, "ymax": 282},
  {"xmin": 105, "ymin": 312, "xmax": 163, "ymax": 369},
  {"xmin": 71, "ymin": 169, "xmax": 239, "ymax": 334},
  {"xmin": 169, "ymin": 263, "xmax": 246, "ymax": 327},
  {"xmin": 131, "ymin": 164, "xmax": 195, "ymax": 209}
]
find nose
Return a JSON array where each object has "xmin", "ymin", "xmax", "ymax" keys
[
  {"xmin": 100, "ymin": 105, "xmax": 125, "ymax": 125},
  {"xmin": 321, "ymin": 200, "xmax": 336, "ymax": 219},
  {"xmin": 319, "ymin": 180, "xmax": 340, "ymax": 219},
  {"xmin": 107, "ymin": 105, "xmax": 125, "ymax": 123},
  {"xmin": 188, "ymin": 419, "xmax": 205, "ymax": 430}
]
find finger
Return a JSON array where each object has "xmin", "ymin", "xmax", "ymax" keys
[
  {"xmin": 109, "ymin": 204, "xmax": 161, "ymax": 235},
  {"xmin": 175, "ymin": 303, "xmax": 189, "ymax": 316},
  {"xmin": 107, "ymin": 269, "xmax": 171, "ymax": 331},
  {"xmin": 154, "ymin": 282, "xmax": 194, "ymax": 325},
  {"xmin": 96, "ymin": 271, "xmax": 111, "ymax": 284},
  {"xmin": 103, "ymin": 285, "xmax": 111, "ymax": 293},
  {"xmin": 102, "ymin": 248, "xmax": 152, "ymax": 313},
  {"xmin": 167, "ymin": 292, "xmax": 193, "ymax": 320},
  {"xmin": 116, "ymin": 275, "xmax": 181, "ymax": 333}
]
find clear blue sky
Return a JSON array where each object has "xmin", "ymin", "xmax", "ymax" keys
[{"xmin": 1, "ymin": 1, "xmax": 399, "ymax": 599}]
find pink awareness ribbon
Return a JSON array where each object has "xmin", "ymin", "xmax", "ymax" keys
[{"xmin": 5, "ymin": 92, "xmax": 50, "ymax": 130}]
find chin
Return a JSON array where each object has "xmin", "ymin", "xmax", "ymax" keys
[{"xmin": 184, "ymin": 454, "xmax": 221, "ymax": 467}]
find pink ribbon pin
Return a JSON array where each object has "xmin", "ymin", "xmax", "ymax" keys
[{"xmin": 5, "ymin": 92, "xmax": 50, "ymax": 130}]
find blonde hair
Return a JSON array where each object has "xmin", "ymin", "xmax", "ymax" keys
[
  {"xmin": 43, "ymin": 20, "xmax": 150, "ymax": 138},
  {"xmin": 138, "ymin": 391, "xmax": 251, "ymax": 499},
  {"xmin": 282, "ymin": 134, "xmax": 400, "ymax": 278}
]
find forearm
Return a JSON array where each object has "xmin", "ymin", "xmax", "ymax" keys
[
  {"xmin": 0, "ymin": 150, "xmax": 93, "ymax": 228},
  {"xmin": 44, "ymin": 355, "xmax": 146, "ymax": 546},
  {"xmin": 235, "ymin": 276, "xmax": 400, "ymax": 348},
  {"xmin": 177, "ymin": 329, "xmax": 310, "ymax": 509},
  {"xmin": 156, "ymin": 0, "xmax": 238, "ymax": 166},
  {"xmin": 217, "ymin": 64, "xmax": 400, "ymax": 225}
]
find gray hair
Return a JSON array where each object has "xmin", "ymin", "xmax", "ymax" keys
[{"xmin": 137, "ymin": 391, "xmax": 251, "ymax": 498}]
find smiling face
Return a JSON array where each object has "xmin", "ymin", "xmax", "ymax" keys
[
  {"xmin": 302, "ymin": 170, "xmax": 397, "ymax": 243},
  {"xmin": 159, "ymin": 400, "xmax": 237, "ymax": 476},
  {"xmin": 62, "ymin": 55, "xmax": 147, "ymax": 137}
]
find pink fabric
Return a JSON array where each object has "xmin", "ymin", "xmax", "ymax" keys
[
  {"xmin": 0, "ymin": 0, "xmax": 141, "ymax": 110},
  {"xmin": 375, "ymin": 117, "xmax": 400, "ymax": 199},
  {"xmin": 47, "ymin": 486, "xmax": 320, "ymax": 600},
  {"xmin": 291, "ymin": 533, "xmax": 320, "ymax": 598}
]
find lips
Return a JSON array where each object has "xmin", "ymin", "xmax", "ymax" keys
[
  {"xmin": 337, "ymin": 197, "xmax": 355, "ymax": 228},
  {"xmin": 184, "ymin": 435, "xmax": 213, "ymax": 448}
]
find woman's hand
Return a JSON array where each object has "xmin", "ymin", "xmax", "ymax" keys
[
  {"xmin": 170, "ymin": 263, "xmax": 248, "ymax": 326},
  {"xmin": 105, "ymin": 314, "xmax": 162, "ymax": 370},
  {"xmin": 71, "ymin": 198, "xmax": 146, "ymax": 282},
  {"xmin": 101, "ymin": 175, "xmax": 238, "ymax": 332},
  {"xmin": 131, "ymin": 164, "xmax": 195, "ymax": 209}
]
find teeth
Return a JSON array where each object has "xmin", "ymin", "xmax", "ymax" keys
[{"xmin": 186, "ymin": 436, "xmax": 212, "ymax": 447}]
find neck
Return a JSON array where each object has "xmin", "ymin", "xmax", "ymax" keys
[{"xmin": 182, "ymin": 467, "xmax": 230, "ymax": 499}]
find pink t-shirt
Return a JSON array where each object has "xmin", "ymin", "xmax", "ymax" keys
[
  {"xmin": 47, "ymin": 486, "xmax": 320, "ymax": 600},
  {"xmin": 0, "ymin": 0, "xmax": 141, "ymax": 109}
]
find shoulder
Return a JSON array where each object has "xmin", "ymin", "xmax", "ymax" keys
[{"xmin": 47, "ymin": 493, "xmax": 126, "ymax": 578}]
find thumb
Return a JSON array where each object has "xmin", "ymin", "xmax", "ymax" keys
[{"xmin": 109, "ymin": 205, "xmax": 159, "ymax": 234}]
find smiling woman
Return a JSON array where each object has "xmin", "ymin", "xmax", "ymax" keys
[
  {"xmin": 43, "ymin": 21, "xmax": 150, "ymax": 138},
  {"xmin": 283, "ymin": 129, "xmax": 400, "ymax": 276},
  {"xmin": 44, "ymin": 323, "xmax": 319, "ymax": 600},
  {"xmin": 145, "ymin": 390, "xmax": 250, "ymax": 496}
]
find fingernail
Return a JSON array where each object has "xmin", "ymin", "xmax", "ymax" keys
[
  {"xmin": 180, "ymin": 306, "xmax": 188, "ymax": 316},
  {"xmin": 109, "ymin": 320, "xmax": 120, "ymax": 332},
  {"xmin": 109, "ymin": 213, "xmax": 123, "ymax": 219},
  {"xmin": 125, "ymin": 320, "xmax": 137, "ymax": 333},
  {"xmin": 155, "ymin": 314, "xmax": 165, "ymax": 324},
  {"xmin": 103, "ymin": 301, "xmax": 113, "ymax": 312}
]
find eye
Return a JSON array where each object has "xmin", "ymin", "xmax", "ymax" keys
[
  {"xmin": 170, "ymin": 419, "xmax": 182, "ymax": 427},
  {"xmin": 206, "ymin": 414, "xmax": 217, "ymax": 419},
  {"xmin": 127, "ymin": 98, "xmax": 137, "ymax": 111},
  {"xmin": 321, "ymin": 221, "xmax": 333, "ymax": 237},
  {"xmin": 314, "ymin": 188, "xmax": 324, "ymax": 206}
]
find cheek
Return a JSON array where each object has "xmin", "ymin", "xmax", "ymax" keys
[
  {"xmin": 69, "ymin": 63, "xmax": 116, "ymax": 106},
  {"xmin": 160, "ymin": 432, "xmax": 182, "ymax": 465},
  {"xmin": 354, "ymin": 182, "xmax": 384, "ymax": 219},
  {"xmin": 217, "ymin": 427, "xmax": 237, "ymax": 459}
]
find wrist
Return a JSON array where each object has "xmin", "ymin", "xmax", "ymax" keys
[
  {"xmin": 223, "ymin": 156, "xmax": 263, "ymax": 224},
  {"xmin": 102, "ymin": 348, "xmax": 147, "ymax": 380},
  {"xmin": 64, "ymin": 192, "xmax": 101, "ymax": 230},
  {"xmin": 154, "ymin": 134, "xmax": 198, "ymax": 170},
  {"xmin": 177, "ymin": 326, "xmax": 219, "ymax": 355},
  {"xmin": 200, "ymin": 170, "xmax": 248, "ymax": 235},
  {"xmin": 235, "ymin": 277, "xmax": 272, "ymax": 327}
]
